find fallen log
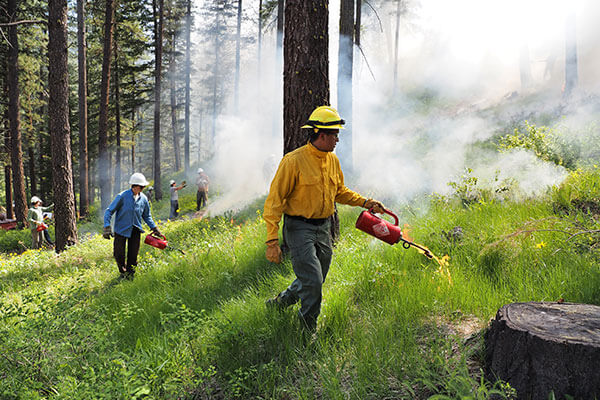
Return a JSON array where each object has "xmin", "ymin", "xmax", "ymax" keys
[{"xmin": 484, "ymin": 302, "xmax": 600, "ymax": 400}]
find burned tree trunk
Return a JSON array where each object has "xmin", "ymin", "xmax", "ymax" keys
[{"xmin": 485, "ymin": 302, "xmax": 600, "ymax": 400}]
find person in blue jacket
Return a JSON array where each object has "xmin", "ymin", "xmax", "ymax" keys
[{"xmin": 103, "ymin": 172, "xmax": 162, "ymax": 280}]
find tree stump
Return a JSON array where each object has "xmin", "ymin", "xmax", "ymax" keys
[{"xmin": 484, "ymin": 302, "xmax": 600, "ymax": 400}]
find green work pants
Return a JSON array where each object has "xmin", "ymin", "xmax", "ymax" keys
[{"xmin": 278, "ymin": 215, "xmax": 333, "ymax": 329}]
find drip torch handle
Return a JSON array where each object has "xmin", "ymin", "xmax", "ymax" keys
[{"xmin": 369, "ymin": 208, "xmax": 399, "ymax": 226}]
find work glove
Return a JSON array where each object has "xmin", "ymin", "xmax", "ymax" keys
[
  {"xmin": 265, "ymin": 239, "xmax": 282, "ymax": 264},
  {"xmin": 151, "ymin": 227, "xmax": 164, "ymax": 239},
  {"xmin": 364, "ymin": 199, "xmax": 386, "ymax": 214},
  {"xmin": 102, "ymin": 226, "xmax": 113, "ymax": 239},
  {"xmin": 181, "ymin": 180, "xmax": 187, "ymax": 187}
]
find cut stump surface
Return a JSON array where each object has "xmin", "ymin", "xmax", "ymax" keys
[{"xmin": 485, "ymin": 302, "xmax": 600, "ymax": 400}]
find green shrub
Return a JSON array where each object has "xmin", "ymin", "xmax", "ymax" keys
[
  {"xmin": 498, "ymin": 121, "xmax": 576, "ymax": 169},
  {"xmin": 0, "ymin": 228, "xmax": 32, "ymax": 253},
  {"xmin": 551, "ymin": 167, "xmax": 600, "ymax": 213}
]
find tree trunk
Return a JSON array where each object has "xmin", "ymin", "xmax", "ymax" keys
[
  {"xmin": 98, "ymin": 0, "xmax": 115, "ymax": 210},
  {"xmin": 113, "ymin": 38, "xmax": 122, "ymax": 194},
  {"xmin": 564, "ymin": 12, "xmax": 578, "ymax": 97},
  {"xmin": 485, "ymin": 302, "xmax": 600, "ymax": 400},
  {"xmin": 7, "ymin": 0, "xmax": 27, "ymax": 227},
  {"xmin": 48, "ymin": 0, "xmax": 78, "ymax": 251},
  {"xmin": 257, "ymin": 0, "xmax": 262, "ymax": 81},
  {"xmin": 169, "ymin": 30, "xmax": 181, "ymax": 172},
  {"xmin": 153, "ymin": 0, "xmax": 164, "ymax": 200},
  {"xmin": 211, "ymin": 6, "xmax": 220, "ymax": 149},
  {"xmin": 283, "ymin": 0, "xmax": 329, "ymax": 154},
  {"xmin": 3, "ymin": 113, "xmax": 13, "ymax": 219},
  {"xmin": 393, "ymin": 0, "xmax": 401, "ymax": 91},
  {"xmin": 184, "ymin": 0, "xmax": 191, "ymax": 174},
  {"xmin": 519, "ymin": 43, "xmax": 532, "ymax": 91},
  {"xmin": 77, "ymin": 0, "xmax": 89, "ymax": 218},
  {"xmin": 234, "ymin": 0, "xmax": 242, "ymax": 113},
  {"xmin": 355, "ymin": 0, "xmax": 361, "ymax": 47},
  {"xmin": 337, "ymin": 0, "xmax": 354, "ymax": 174},
  {"xmin": 276, "ymin": 0, "xmax": 283, "ymax": 64},
  {"xmin": 28, "ymin": 146, "xmax": 36, "ymax": 195},
  {"xmin": 4, "ymin": 166, "xmax": 13, "ymax": 219},
  {"xmin": 131, "ymin": 108, "xmax": 136, "ymax": 173}
]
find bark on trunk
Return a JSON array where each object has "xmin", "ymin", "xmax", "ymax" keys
[
  {"xmin": 98, "ymin": 0, "xmax": 115, "ymax": 210},
  {"xmin": 283, "ymin": 0, "xmax": 329, "ymax": 154},
  {"xmin": 485, "ymin": 302, "xmax": 600, "ymax": 400},
  {"xmin": 153, "ymin": 0, "xmax": 164, "ymax": 200},
  {"xmin": 7, "ymin": 0, "xmax": 28, "ymax": 227},
  {"xmin": 77, "ymin": 0, "xmax": 89, "ymax": 217},
  {"xmin": 3, "ymin": 103, "xmax": 13, "ymax": 220},
  {"xmin": 48, "ymin": 0, "xmax": 78, "ymax": 251},
  {"xmin": 4, "ymin": 166, "xmax": 12, "ymax": 219},
  {"xmin": 354, "ymin": 0, "xmax": 361, "ymax": 47},
  {"xmin": 28, "ymin": 146, "xmax": 36, "ymax": 195}
]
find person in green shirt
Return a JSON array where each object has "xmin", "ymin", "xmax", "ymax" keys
[{"xmin": 27, "ymin": 196, "xmax": 53, "ymax": 249}]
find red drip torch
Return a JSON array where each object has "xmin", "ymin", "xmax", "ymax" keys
[
  {"xmin": 144, "ymin": 232, "xmax": 185, "ymax": 254},
  {"xmin": 36, "ymin": 223, "xmax": 48, "ymax": 232},
  {"xmin": 355, "ymin": 208, "xmax": 433, "ymax": 258}
]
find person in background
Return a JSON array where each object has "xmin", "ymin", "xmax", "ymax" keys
[
  {"xmin": 103, "ymin": 173, "xmax": 162, "ymax": 280},
  {"xmin": 263, "ymin": 105, "xmax": 386, "ymax": 333},
  {"xmin": 196, "ymin": 168, "xmax": 210, "ymax": 210},
  {"xmin": 169, "ymin": 179, "xmax": 186, "ymax": 219},
  {"xmin": 146, "ymin": 186, "xmax": 154, "ymax": 202},
  {"xmin": 42, "ymin": 212, "xmax": 54, "ymax": 246},
  {"xmin": 27, "ymin": 196, "xmax": 53, "ymax": 249}
]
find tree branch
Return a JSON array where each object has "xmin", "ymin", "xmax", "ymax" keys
[{"xmin": 0, "ymin": 19, "xmax": 46, "ymax": 27}]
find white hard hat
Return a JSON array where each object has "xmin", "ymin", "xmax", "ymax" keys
[
  {"xmin": 129, "ymin": 172, "xmax": 149, "ymax": 186},
  {"xmin": 31, "ymin": 196, "xmax": 42, "ymax": 204},
  {"xmin": 169, "ymin": 180, "xmax": 176, "ymax": 185},
  {"xmin": 197, "ymin": 168, "xmax": 203, "ymax": 173}
]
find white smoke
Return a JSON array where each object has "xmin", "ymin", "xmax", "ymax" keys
[{"xmin": 191, "ymin": 0, "xmax": 600, "ymax": 215}]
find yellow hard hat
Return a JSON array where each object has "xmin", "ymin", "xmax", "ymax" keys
[{"xmin": 301, "ymin": 106, "xmax": 345, "ymax": 130}]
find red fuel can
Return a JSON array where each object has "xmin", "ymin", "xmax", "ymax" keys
[
  {"xmin": 355, "ymin": 208, "xmax": 403, "ymax": 245},
  {"xmin": 36, "ymin": 223, "xmax": 48, "ymax": 232},
  {"xmin": 144, "ymin": 233, "xmax": 168, "ymax": 249}
]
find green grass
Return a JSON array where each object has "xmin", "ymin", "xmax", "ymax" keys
[{"xmin": 1, "ymin": 172, "xmax": 599, "ymax": 399}]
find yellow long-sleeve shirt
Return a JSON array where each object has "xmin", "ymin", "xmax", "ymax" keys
[{"xmin": 263, "ymin": 142, "xmax": 366, "ymax": 241}]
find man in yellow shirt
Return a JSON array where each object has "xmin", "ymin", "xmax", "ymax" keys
[{"xmin": 264, "ymin": 105, "xmax": 385, "ymax": 332}]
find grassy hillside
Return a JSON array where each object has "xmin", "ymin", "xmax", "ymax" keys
[{"xmin": 1, "ymin": 170, "xmax": 599, "ymax": 399}]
